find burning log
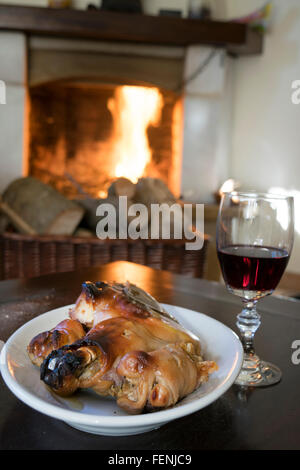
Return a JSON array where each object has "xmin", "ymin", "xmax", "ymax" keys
[
  {"xmin": 69, "ymin": 177, "xmax": 180, "ymax": 239},
  {"xmin": 108, "ymin": 177, "xmax": 136, "ymax": 199},
  {"xmin": 1, "ymin": 177, "xmax": 85, "ymax": 235},
  {"xmin": 134, "ymin": 177, "xmax": 176, "ymax": 207}
]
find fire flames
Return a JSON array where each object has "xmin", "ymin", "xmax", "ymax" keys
[
  {"xmin": 106, "ymin": 85, "xmax": 163, "ymax": 184},
  {"xmin": 28, "ymin": 80, "xmax": 182, "ymax": 199}
]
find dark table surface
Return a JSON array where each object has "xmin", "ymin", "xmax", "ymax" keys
[{"xmin": 0, "ymin": 261, "xmax": 300, "ymax": 450}]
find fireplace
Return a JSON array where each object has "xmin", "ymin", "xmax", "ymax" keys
[
  {"xmin": 28, "ymin": 79, "xmax": 183, "ymax": 199},
  {"xmin": 0, "ymin": 7, "xmax": 265, "ymax": 281},
  {"xmin": 0, "ymin": 27, "xmax": 234, "ymax": 279},
  {"xmin": 0, "ymin": 5, "xmax": 265, "ymax": 204},
  {"xmin": 0, "ymin": 32, "xmax": 233, "ymax": 204}
]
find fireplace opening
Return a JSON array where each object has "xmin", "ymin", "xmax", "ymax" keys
[{"xmin": 27, "ymin": 80, "xmax": 183, "ymax": 199}]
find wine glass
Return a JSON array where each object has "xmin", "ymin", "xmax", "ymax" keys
[{"xmin": 216, "ymin": 192, "xmax": 294, "ymax": 387}]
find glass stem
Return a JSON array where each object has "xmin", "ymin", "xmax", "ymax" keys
[{"xmin": 235, "ymin": 300, "xmax": 262, "ymax": 384}]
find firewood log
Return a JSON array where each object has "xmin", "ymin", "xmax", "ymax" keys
[
  {"xmin": 0, "ymin": 212, "xmax": 9, "ymax": 234},
  {"xmin": 76, "ymin": 196, "xmax": 146, "ymax": 237},
  {"xmin": 75, "ymin": 196, "xmax": 119, "ymax": 234},
  {"xmin": 0, "ymin": 196, "xmax": 36, "ymax": 235},
  {"xmin": 2, "ymin": 177, "xmax": 85, "ymax": 235},
  {"xmin": 134, "ymin": 177, "xmax": 176, "ymax": 207},
  {"xmin": 133, "ymin": 178, "xmax": 183, "ymax": 240},
  {"xmin": 73, "ymin": 228, "xmax": 94, "ymax": 238},
  {"xmin": 107, "ymin": 177, "xmax": 136, "ymax": 200}
]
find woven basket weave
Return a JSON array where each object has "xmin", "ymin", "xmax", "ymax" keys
[{"xmin": 0, "ymin": 232, "xmax": 209, "ymax": 280}]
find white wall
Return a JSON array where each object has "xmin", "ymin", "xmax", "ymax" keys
[
  {"xmin": 230, "ymin": 0, "xmax": 300, "ymax": 273},
  {"xmin": 0, "ymin": 33, "xmax": 26, "ymax": 192},
  {"xmin": 223, "ymin": 0, "xmax": 266, "ymax": 19},
  {"xmin": 181, "ymin": 47, "xmax": 232, "ymax": 203}
]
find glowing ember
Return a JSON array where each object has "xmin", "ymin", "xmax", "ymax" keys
[
  {"xmin": 107, "ymin": 86, "xmax": 163, "ymax": 183},
  {"xmin": 97, "ymin": 190, "xmax": 107, "ymax": 198}
]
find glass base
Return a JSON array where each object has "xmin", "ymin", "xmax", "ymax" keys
[{"xmin": 235, "ymin": 358, "xmax": 282, "ymax": 387}]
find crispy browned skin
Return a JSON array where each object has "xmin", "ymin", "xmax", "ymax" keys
[
  {"xmin": 31, "ymin": 281, "xmax": 218, "ymax": 413},
  {"xmin": 27, "ymin": 319, "xmax": 86, "ymax": 367},
  {"xmin": 116, "ymin": 344, "xmax": 218, "ymax": 413},
  {"xmin": 40, "ymin": 316, "xmax": 201, "ymax": 397},
  {"xmin": 68, "ymin": 281, "xmax": 174, "ymax": 328},
  {"xmin": 68, "ymin": 281, "xmax": 201, "ymax": 352}
]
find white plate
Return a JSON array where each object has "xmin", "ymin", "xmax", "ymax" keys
[{"xmin": 0, "ymin": 304, "xmax": 243, "ymax": 436}]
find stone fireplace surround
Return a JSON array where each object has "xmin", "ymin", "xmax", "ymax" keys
[{"xmin": 0, "ymin": 30, "xmax": 233, "ymax": 203}]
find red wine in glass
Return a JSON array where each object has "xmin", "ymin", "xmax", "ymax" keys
[
  {"xmin": 216, "ymin": 191, "xmax": 294, "ymax": 387},
  {"xmin": 217, "ymin": 245, "xmax": 289, "ymax": 295}
]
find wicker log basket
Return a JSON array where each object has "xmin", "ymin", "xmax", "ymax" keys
[
  {"xmin": 0, "ymin": 177, "xmax": 209, "ymax": 280},
  {"xmin": 0, "ymin": 232, "xmax": 209, "ymax": 281}
]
